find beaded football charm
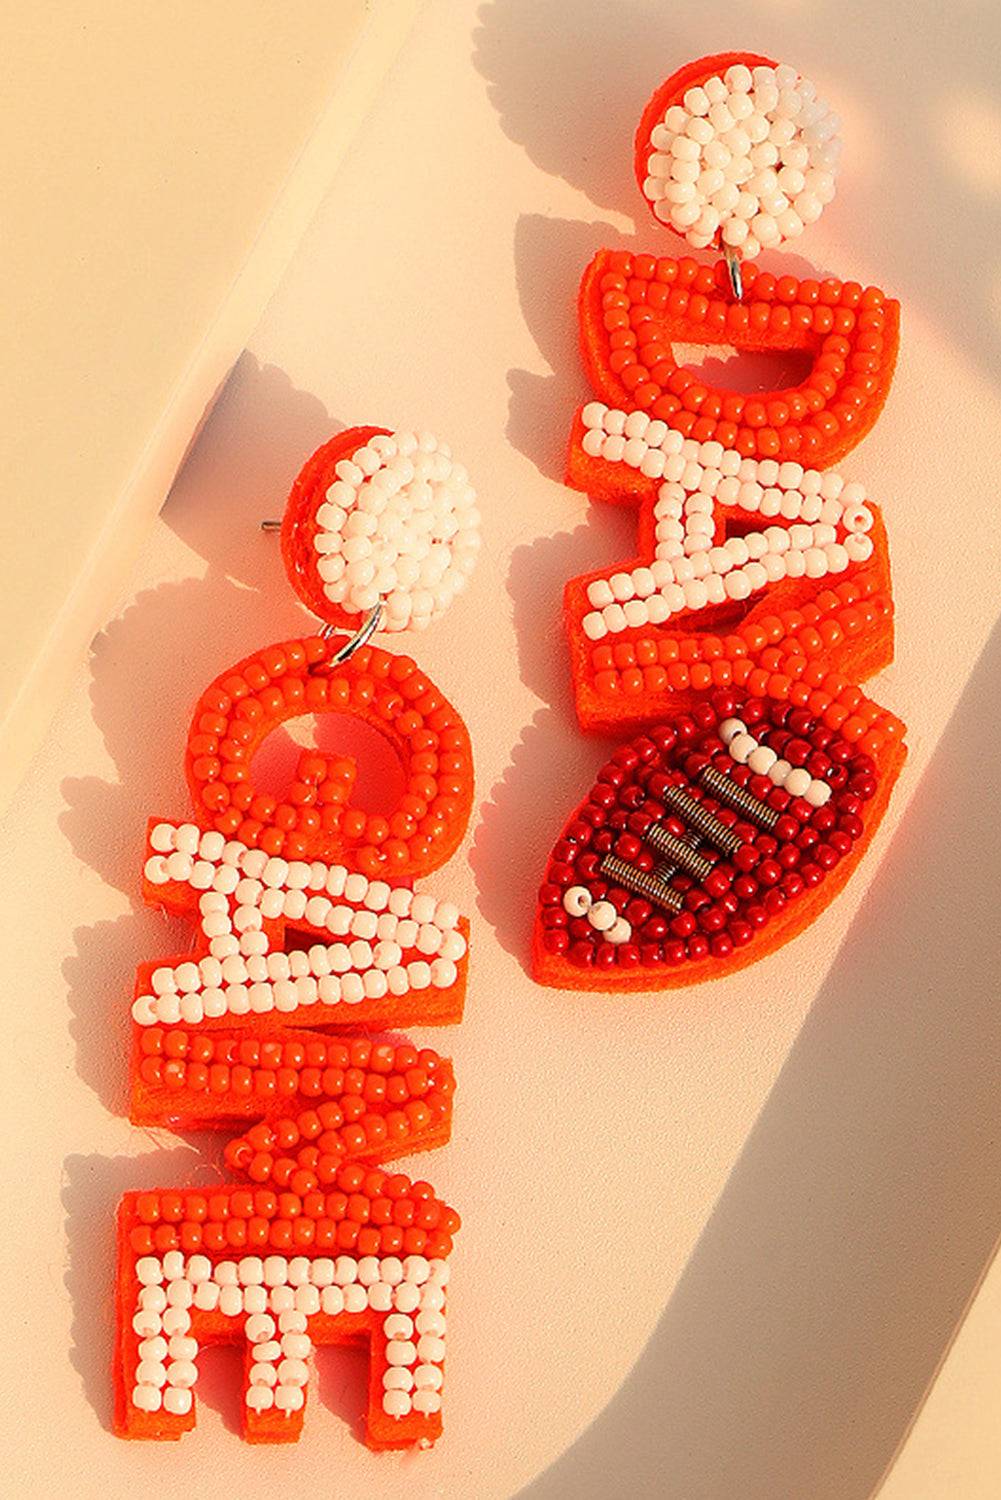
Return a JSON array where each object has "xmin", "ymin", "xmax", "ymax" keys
[
  {"xmin": 533, "ymin": 52, "xmax": 907, "ymax": 989},
  {"xmin": 116, "ymin": 427, "xmax": 479, "ymax": 1447}
]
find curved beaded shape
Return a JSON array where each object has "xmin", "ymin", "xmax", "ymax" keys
[
  {"xmin": 635, "ymin": 52, "xmax": 841, "ymax": 257},
  {"xmin": 533, "ymin": 50, "xmax": 908, "ymax": 991},
  {"xmin": 187, "ymin": 634, "xmax": 473, "ymax": 879},
  {"xmin": 117, "ymin": 634, "xmax": 474, "ymax": 1447},
  {"xmin": 578, "ymin": 251, "xmax": 899, "ymax": 467},
  {"xmin": 534, "ymin": 689, "xmax": 904, "ymax": 989}
]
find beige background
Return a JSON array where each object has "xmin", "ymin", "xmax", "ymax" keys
[
  {"xmin": 0, "ymin": 0, "xmax": 429, "ymax": 810},
  {"xmin": 3, "ymin": 1, "xmax": 1001, "ymax": 1497}
]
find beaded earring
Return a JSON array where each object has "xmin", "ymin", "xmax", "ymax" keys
[
  {"xmin": 533, "ymin": 52, "xmax": 907, "ymax": 989},
  {"xmin": 116, "ymin": 426, "xmax": 480, "ymax": 1447}
]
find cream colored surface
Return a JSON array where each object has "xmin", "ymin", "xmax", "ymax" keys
[
  {"xmin": 2, "ymin": 1, "xmax": 1000, "ymax": 1497},
  {"xmin": 0, "ymin": 0, "xmax": 421, "ymax": 813}
]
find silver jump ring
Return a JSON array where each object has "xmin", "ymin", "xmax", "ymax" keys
[
  {"xmin": 318, "ymin": 600, "xmax": 384, "ymax": 664},
  {"xmin": 723, "ymin": 244, "xmax": 743, "ymax": 302}
]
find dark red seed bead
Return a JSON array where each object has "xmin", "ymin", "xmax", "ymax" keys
[
  {"xmin": 806, "ymin": 752, "xmax": 830, "ymax": 778},
  {"xmin": 671, "ymin": 911, "xmax": 696, "ymax": 939},
  {"xmin": 665, "ymin": 941, "xmax": 687, "ymax": 965},
  {"xmin": 774, "ymin": 814, "xmax": 799, "ymax": 842},
  {"xmin": 581, "ymin": 805, "xmax": 607, "ymax": 827},
  {"xmin": 756, "ymin": 834, "xmax": 778, "ymax": 857},
  {"xmin": 599, "ymin": 763, "xmax": 626, "ymax": 788},
  {"xmin": 777, "ymin": 843, "xmax": 800, "ymax": 869},
  {"xmin": 699, "ymin": 904, "xmax": 727, "ymax": 934},
  {"xmin": 749, "ymin": 774, "xmax": 774, "ymax": 801},
  {"xmin": 780, "ymin": 872, "xmax": 804, "ymax": 899},
  {"xmin": 785, "ymin": 737, "xmax": 812, "ymax": 767},
  {"xmin": 539, "ymin": 882, "xmax": 562, "ymax": 906},
  {"xmin": 745, "ymin": 902, "xmax": 769, "ymax": 929},
  {"xmin": 743, "ymin": 698, "xmax": 767, "ymax": 726},
  {"xmin": 829, "ymin": 830, "xmax": 853, "ymax": 855},
  {"xmin": 764, "ymin": 888, "xmax": 786, "ymax": 915},
  {"xmin": 568, "ymin": 941, "xmax": 595, "ymax": 966},
  {"xmin": 729, "ymin": 919, "xmax": 754, "ymax": 946},
  {"xmin": 734, "ymin": 844, "xmax": 760, "ymax": 872},
  {"xmin": 733, "ymin": 874, "xmax": 759, "ymax": 901},
  {"xmin": 687, "ymin": 934, "xmax": 710, "ymax": 961},
  {"xmin": 757, "ymin": 859, "xmax": 782, "ymax": 887},
  {"xmin": 640, "ymin": 943, "xmax": 663, "ymax": 965},
  {"xmin": 704, "ymin": 869, "xmax": 732, "ymax": 899},
  {"xmin": 692, "ymin": 701, "xmax": 716, "ymax": 729},
  {"xmin": 541, "ymin": 908, "xmax": 567, "ymax": 929},
  {"xmin": 815, "ymin": 843, "xmax": 839, "ymax": 870},
  {"xmin": 800, "ymin": 861, "xmax": 824, "ymax": 888},
  {"xmin": 543, "ymin": 930, "xmax": 569, "ymax": 954},
  {"xmin": 642, "ymin": 914, "xmax": 669, "ymax": 941},
  {"xmin": 850, "ymin": 775, "xmax": 877, "ymax": 800},
  {"xmin": 625, "ymin": 898, "xmax": 652, "ymax": 925},
  {"xmin": 595, "ymin": 944, "xmax": 618, "ymax": 969},
  {"xmin": 615, "ymin": 833, "xmax": 643, "ymax": 861},
  {"xmin": 617, "ymin": 944, "xmax": 642, "ymax": 968},
  {"xmin": 838, "ymin": 813, "xmax": 864, "ymax": 839},
  {"xmin": 710, "ymin": 933, "xmax": 734, "ymax": 959}
]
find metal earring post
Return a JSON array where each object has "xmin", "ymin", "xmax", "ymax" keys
[{"xmin": 723, "ymin": 244, "xmax": 744, "ymax": 301}]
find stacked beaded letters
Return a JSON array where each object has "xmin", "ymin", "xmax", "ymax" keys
[
  {"xmin": 116, "ymin": 426, "xmax": 479, "ymax": 1448},
  {"xmin": 533, "ymin": 52, "xmax": 907, "ymax": 990}
]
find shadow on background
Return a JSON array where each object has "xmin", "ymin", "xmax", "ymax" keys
[
  {"xmin": 516, "ymin": 615, "xmax": 1001, "ymax": 1499},
  {"xmin": 474, "ymin": 0, "xmax": 1001, "ymax": 386}
]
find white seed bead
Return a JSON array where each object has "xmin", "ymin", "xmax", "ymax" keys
[
  {"xmin": 587, "ymin": 900, "xmax": 617, "ymax": 932},
  {"xmin": 383, "ymin": 1390, "xmax": 413, "ymax": 1418}
]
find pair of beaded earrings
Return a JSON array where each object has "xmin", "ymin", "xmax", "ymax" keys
[
  {"xmin": 533, "ymin": 50, "xmax": 905, "ymax": 989},
  {"xmin": 116, "ymin": 428, "xmax": 480, "ymax": 1448},
  {"xmin": 111, "ymin": 48, "xmax": 905, "ymax": 1453}
]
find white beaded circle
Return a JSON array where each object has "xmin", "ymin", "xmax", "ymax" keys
[
  {"xmin": 641, "ymin": 61, "xmax": 841, "ymax": 259},
  {"xmin": 313, "ymin": 430, "xmax": 481, "ymax": 632}
]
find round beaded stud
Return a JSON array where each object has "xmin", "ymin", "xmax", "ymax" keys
[
  {"xmin": 636, "ymin": 52, "xmax": 841, "ymax": 277},
  {"xmin": 280, "ymin": 426, "xmax": 481, "ymax": 638}
]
